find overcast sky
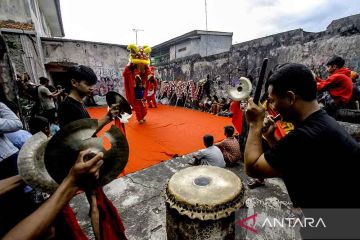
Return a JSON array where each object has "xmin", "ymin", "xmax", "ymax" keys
[{"xmin": 60, "ymin": 0, "xmax": 360, "ymax": 47}]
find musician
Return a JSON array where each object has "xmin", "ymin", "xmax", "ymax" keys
[
  {"xmin": 245, "ymin": 63, "xmax": 360, "ymax": 208},
  {"xmin": 247, "ymin": 97, "xmax": 294, "ymax": 189},
  {"xmin": 57, "ymin": 65, "xmax": 121, "ymax": 239},
  {"xmin": 2, "ymin": 150, "xmax": 104, "ymax": 240},
  {"xmin": 58, "ymin": 65, "xmax": 117, "ymax": 129}
]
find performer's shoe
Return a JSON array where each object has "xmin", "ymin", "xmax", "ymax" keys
[{"xmin": 139, "ymin": 120, "xmax": 145, "ymax": 124}]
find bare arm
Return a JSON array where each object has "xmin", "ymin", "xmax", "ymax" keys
[
  {"xmin": 97, "ymin": 103, "xmax": 120, "ymax": 132},
  {"xmin": 51, "ymin": 90, "xmax": 62, "ymax": 98},
  {"xmin": 3, "ymin": 150, "xmax": 104, "ymax": 240},
  {"xmin": 244, "ymin": 99, "xmax": 278, "ymax": 178},
  {"xmin": 0, "ymin": 175, "xmax": 23, "ymax": 196}
]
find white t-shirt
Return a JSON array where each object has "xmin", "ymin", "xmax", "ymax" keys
[
  {"xmin": 194, "ymin": 145, "xmax": 226, "ymax": 168},
  {"xmin": 38, "ymin": 85, "xmax": 55, "ymax": 110}
]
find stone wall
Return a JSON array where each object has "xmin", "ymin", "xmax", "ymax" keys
[
  {"xmin": 41, "ymin": 38, "xmax": 129, "ymax": 104},
  {"xmin": 155, "ymin": 14, "xmax": 360, "ymax": 100},
  {"xmin": 0, "ymin": 34, "xmax": 17, "ymax": 102}
]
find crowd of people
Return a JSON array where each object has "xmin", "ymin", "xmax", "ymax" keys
[{"xmin": 1, "ymin": 55, "xmax": 360, "ymax": 238}]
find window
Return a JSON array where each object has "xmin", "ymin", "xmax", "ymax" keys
[{"xmin": 178, "ymin": 47, "xmax": 186, "ymax": 52}]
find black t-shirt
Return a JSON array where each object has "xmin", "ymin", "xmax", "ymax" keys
[
  {"xmin": 58, "ymin": 96, "xmax": 90, "ymax": 128},
  {"xmin": 265, "ymin": 110, "xmax": 360, "ymax": 208}
]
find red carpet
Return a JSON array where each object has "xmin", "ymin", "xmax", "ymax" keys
[{"xmin": 87, "ymin": 104, "xmax": 232, "ymax": 175}]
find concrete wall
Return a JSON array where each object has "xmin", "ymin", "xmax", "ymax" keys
[
  {"xmin": 170, "ymin": 38, "xmax": 200, "ymax": 60},
  {"xmin": 155, "ymin": 14, "xmax": 360, "ymax": 100},
  {"xmin": 199, "ymin": 34, "xmax": 232, "ymax": 57},
  {"xmin": 0, "ymin": 0, "xmax": 55, "ymax": 37},
  {"xmin": 28, "ymin": 0, "xmax": 52, "ymax": 37},
  {"xmin": 168, "ymin": 34, "xmax": 232, "ymax": 61},
  {"xmin": 41, "ymin": 39, "xmax": 129, "ymax": 104},
  {"xmin": 0, "ymin": 0, "xmax": 32, "ymax": 23}
]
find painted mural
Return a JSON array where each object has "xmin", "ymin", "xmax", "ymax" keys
[{"xmin": 92, "ymin": 67, "xmax": 124, "ymax": 105}]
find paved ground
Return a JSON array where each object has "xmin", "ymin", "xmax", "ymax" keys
[{"xmin": 70, "ymin": 153, "xmax": 296, "ymax": 240}]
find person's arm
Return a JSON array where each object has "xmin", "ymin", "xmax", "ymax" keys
[
  {"xmin": 244, "ymin": 98, "xmax": 278, "ymax": 178},
  {"xmin": 2, "ymin": 149, "xmax": 104, "ymax": 240},
  {"xmin": 214, "ymin": 140, "xmax": 225, "ymax": 151},
  {"xmin": 316, "ymin": 75, "xmax": 336, "ymax": 92},
  {"xmin": 0, "ymin": 175, "xmax": 24, "ymax": 196},
  {"xmin": 51, "ymin": 90, "xmax": 63, "ymax": 98},
  {"xmin": 42, "ymin": 87, "xmax": 62, "ymax": 99},
  {"xmin": 0, "ymin": 102, "xmax": 23, "ymax": 134},
  {"xmin": 97, "ymin": 103, "xmax": 120, "ymax": 130}
]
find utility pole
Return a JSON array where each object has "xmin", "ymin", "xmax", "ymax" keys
[
  {"xmin": 205, "ymin": 0, "xmax": 208, "ymax": 31},
  {"xmin": 204, "ymin": 0, "xmax": 208, "ymax": 56},
  {"xmin": 132, "ymin": 29, "xmax": 144, "ymax": 45}
]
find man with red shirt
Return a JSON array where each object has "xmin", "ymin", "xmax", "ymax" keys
[{"xmin": 316, "ymin": 56, "xmax": 353, "ymax": 115}]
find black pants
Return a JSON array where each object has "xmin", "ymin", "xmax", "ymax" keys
[{"xmin": 0, "ymin": 153, "xmax": 18, "ymax": 180}]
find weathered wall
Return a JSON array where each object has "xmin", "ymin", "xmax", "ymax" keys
[
  {"xmin": 169, "ymin": 34, "xmax": 232, "ymax": 61},
  {"xmin": 42, "ymin": 39, "xmax": 129, "ymax": 104},
  {"xmin": 0, "ymin": 0, "xmax": 31, "ymax": 24},
  {"xmin": 199, "ymin": 34, "xmax": 232, "ymax": 57},
  {"xmin": 2, "ymin": 32, "xmax": 46, "ymax": 83},
  {"xmin": 0, "ymin": 34, "xmax": 17, "ymax": 102},
  {"xmin": 155, "ymin": 14, "xmax": 360, "ymax": 100},
  {"xmin": 28, "ymin": 0, "xmax": 52, "ymax": 37},
  {"xmin": 0, "ymin": 32, "xmax": 46, "ymax": 128}
]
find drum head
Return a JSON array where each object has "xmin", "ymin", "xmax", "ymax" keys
[{"xmin": 165, "ymin": 166, "xmax": 245, "ymax": 220}]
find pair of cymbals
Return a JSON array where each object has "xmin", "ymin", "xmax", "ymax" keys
[
  {"xmin": 106, "ymin": 91, "xmax": 132, "ymax": 115},
  {"xmin": 18, "ymin": 118, "xmax": 129, "ymax": 193}
]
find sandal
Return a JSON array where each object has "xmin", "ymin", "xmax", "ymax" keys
[{"xmin": 247, "ymin": 178, "xmax": 265, "ymax": 189}]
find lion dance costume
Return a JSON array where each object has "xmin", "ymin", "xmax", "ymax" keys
[
  {"xmin": 123, "ymin": 44, "xmax": 154, "ymax": 123},
  {"xmin": 145, "ymin": 66, "xmax": 158, "ymax": 108}
]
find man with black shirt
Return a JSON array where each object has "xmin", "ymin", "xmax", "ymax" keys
[
  {"xmin": 244, "ymin": 63, "xmax": 360, "ymax": 208},
  {"xmin": 58, "ymin": 65, "xmax": 117, "ymax": 129},
  {"xmin": 57, "ymin": 65, "xmax": 119, "ymax": 239}
]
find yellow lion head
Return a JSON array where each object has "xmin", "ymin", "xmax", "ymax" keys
[{"xmin": 127, "ymin": 44, "xmax": 151, "ymax": 66}]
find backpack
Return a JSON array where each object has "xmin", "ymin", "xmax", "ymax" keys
[{"xmin": 30, "ymin": 85, "xmax": 42, "ymax": 116}]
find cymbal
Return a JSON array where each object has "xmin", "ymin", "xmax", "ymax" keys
[
  {"xmin": 106, "ymin": 91, "xmax": 132, "ymax": 115},
  {"xmin": 18, "ymin": 132, "xmax": 59, "ymax": 193},
  {"xmin": 44, "ymin": 118, "xmax": 129, "ymax": 186}
]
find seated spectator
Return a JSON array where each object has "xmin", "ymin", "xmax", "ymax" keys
[
  {"xmin": 351, "ymin": 71, "xmax": 359, "ymax": 83},
  {"xmin": 215, "ymin": 126, "xmax": 241, "ymax": 167},
  {"xmin": 210, "ymin": 95, "xmax": 220, "ymax": 114},
  {"xmin": 28, "ymin": 116, "xmax": 51, "ymax": 137},
  {"xmin": 0, "ymin": 102, "xmax": 23, "ymax": 179},
  {"xmin": 198, "ymin": 95, "xmax": 212, "ymax": 112},
  {"xmin": 217, "ymin": 98, "xmax": 232, "ymax": 117},
  {"xmin": 349, "ymin": 71, "xmax": 360, "ymax": 109},
  {"xmin": 189, "ymin": 134, "xmax": 226, "ymax": 167},
  {"xmin": 160, "ymin": 92, "xmax": 170, "ymax": 105},
  {"xmin": 3, "ymin": 101, "xmax": 32, "ymax": 149},
  {"xmin": 50, "ymin": 116, "xmax": 60, "ymax": 136},
  {"xmin": 316, "ymin": 55, "xmax": 353, "ymax": 116}
]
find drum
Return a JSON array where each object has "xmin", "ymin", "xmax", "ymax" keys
[{"xmin": 164, "ymin": 166, "xmax": 245, "ymax": 240}]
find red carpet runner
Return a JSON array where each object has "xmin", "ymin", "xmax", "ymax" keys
[{"xmin": 87, "ymin": 104, "xmax": 232, "ymax": 175}]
